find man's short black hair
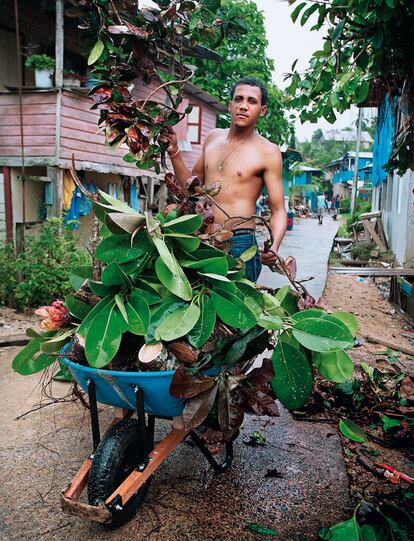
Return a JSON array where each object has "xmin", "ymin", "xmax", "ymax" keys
[{"xmin": 230, "ymin": 77, "xmax": 268, "ymax": 106}]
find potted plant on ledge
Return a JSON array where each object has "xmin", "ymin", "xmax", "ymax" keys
[
  {"xmin": 25, "ymin": 54, "xmax": 55, "ymax": 88},
  {"xmin": 63, "ymin": 69, "xmax": 82, "ymax": 88}
]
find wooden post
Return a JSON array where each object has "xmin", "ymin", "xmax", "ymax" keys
[
  {"xmin": 55, "ymin": 0, "xmax": 64, "ymax": 89},
  {"xmin": 15, "ymin": 222, "xmax": 24, "ymax": 256},
  {"xmin": 3, "ymin": 167, "xmax": 13, "ymax": 241}
]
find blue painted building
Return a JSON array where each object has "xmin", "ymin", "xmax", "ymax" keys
[
  {"xmin": 290, "ymin": 165, "xmax": 322, "ymax": 210},
  {"xmin": 324, "ymin": 151, "xmax": 373, "ymax": 197}
]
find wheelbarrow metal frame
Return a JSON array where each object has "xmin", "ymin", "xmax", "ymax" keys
[{"xmin": 61, "ymin": 378, "xmax": 234, "ymax": 523}]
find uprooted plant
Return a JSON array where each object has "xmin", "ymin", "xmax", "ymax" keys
[{"xmin": 13, "ymin": 179, "xmax": 360, "ymax": 439}]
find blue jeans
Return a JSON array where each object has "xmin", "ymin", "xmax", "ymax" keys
[{"xmin": 230, "ymin": 230, "xmax": 262, "ymax": 283}]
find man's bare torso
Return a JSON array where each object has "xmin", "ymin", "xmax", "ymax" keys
[{"xmin": 203, "ymin": 129, "xmax": 272, "ymax": 230}]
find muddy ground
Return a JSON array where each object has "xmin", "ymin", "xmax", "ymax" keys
[{"xmin": 324, "ymin": 272, "xmax": 414, "ymax": 512}]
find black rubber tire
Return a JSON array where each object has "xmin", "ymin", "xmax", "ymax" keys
[{"xmin": 88, "ymin": 418, "xmax": 151, "ymax": 528}]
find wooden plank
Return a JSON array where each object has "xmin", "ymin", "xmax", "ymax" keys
[
  {"xmin": 0, "ymin": 115, "xmax": 55, "ymax": 126},
  {"xmin": 0, "ymin": 135, "xmax": 55, "ymax": 146},
  {"xmin": 363, "ymin": 220, "xmax": 387, "ymax": 251},
  {"xmin": 62, "ymin": 457, "xmax": 92, "ymax": 500},
  {"xmin": 17, "ymin": 175, "xmax": 52, "ymax": 183},
  {"xmin": 0, "ymin": 104, "xmax": 56, "ymax": 115},
  {"xmin": 106, "ymin": 428, "xmax": 189, "ymax": 506},
  {"xmin": 0, "ymin": 146, "xmax": 55, "ymax": 157},
  {"xmin": 0, "ymin": 94, "xmax": 57, "ymax": 106},
  {"xmin": 330, "ymin": 267, "xmax": 414, "ymax": 276}
]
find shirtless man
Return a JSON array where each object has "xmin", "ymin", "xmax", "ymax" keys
[
  {"xmin": 160, "ymin": 76, "xmax": 287, "ymax": 280},
  {"xmin": 160, "ymin": 77, "xmax": 287, "ymax": 444}
]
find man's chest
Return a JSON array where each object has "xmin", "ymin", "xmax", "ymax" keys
[{"xmin": 204, "ymin": 141, "xmax": 264, "ymax": 182}]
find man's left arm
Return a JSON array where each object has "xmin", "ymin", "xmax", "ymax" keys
[{"xmin": 260, "ymin": 145, "xmax": 287, "ymax": 267}]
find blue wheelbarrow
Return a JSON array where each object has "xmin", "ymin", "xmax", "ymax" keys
[{"xmin": 60, "ymin": 348, "xmax": 234, "ymax": 528}]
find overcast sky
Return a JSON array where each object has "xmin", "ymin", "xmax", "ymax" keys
[{"xmin": 252, "ymin": 0, "xmax": 364, "ymax": 141}]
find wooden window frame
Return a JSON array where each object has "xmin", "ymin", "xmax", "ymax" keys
[{"xmin": 187, "ymin": 104, "xmax": 202, "ymax": 145}]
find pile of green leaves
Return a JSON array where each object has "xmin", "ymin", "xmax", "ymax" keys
[
  {"xmin": 0, "ymin": 218, "xmax": 90, "ymax": 311},
  {"xmin": 13, "ymin": 190, "xmax": 358, "ymax": 424}
]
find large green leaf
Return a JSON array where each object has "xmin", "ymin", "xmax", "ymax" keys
[
  {"xmin": 155, "ymin": 303, "xmax": 200, "ymax": 341},
  {"xmin": 239, "ymin": 245, "xmax": 257, "ymax": 262},
  {"xmin": 165, "ymin": 233, "xmax": 200, "ymax": 252},
  {"xmin": 65, "ymin": 293, "xmax": 93, "ymax": 320},
  {"xmin": 291, "ymin": 308, "xmax": 326, "ymax": 322},
  {"xmin": 274, "ymin": 286, "xmax": 298, "ymax": 315},
  {"xmin": 331, "ymin": 311, "xmax": 358, "ymax": 336},
  {"xmin": 98, "ymin": 189, "xmax": 137, "ymax": 214},
  {"xmin": 292, "ymin": 315, "xmax": 354, "ymax": 352},
  {"xmin": 237, "ymin": 281, "xmax": 264, "ymax": 307},
  {"xmin": 145, "ymin": 299, "xmax": 187, "ymax": 343},
  {"xmin": 12, "ymin": 338, "xmax": 56, "ymax": 375},
  {"xmin": 181, "ymin": 256, "xmax": 228, "ymax": 276},
  {"xmin": 271, "ymin": 342, "xmax": 313, "ymax": 410},
  {"xmin": 96, "ymin": 232, "xmax": 151, "ymax": 264},
  {"xmin": 339, "ymin": 418, "xmax": 367, "ymax": 443},
  {"xmin": 153, "ymin": 237, "xmax": 175, "ymax": 268},
  {"xmin": 40, "ymin": 329, "xmax": 74, "ymax": 354},
  {"xmin": 211, "ymin": 290, "xmax": 256, "ymax": 330},
  {"xmin": 69, "ymin": 265, "xmax": 93, "ymax": 291},
  {"xmin": 85, "ymin": 305, "xmax": 126, "ymax": 368},
  {"xmin": 313, "ymin": 350, "xmax": 354, "ymax": 383},
  {"xmin": 105, "ymin": 212, "xmax": 145, "ymax": 234},
  {"xmin": 77, "ymin": 296, "xmax": 114, "ymax": 337},
  {"xmin": 129, "ymin": 287, "xmax": 161, "ymax": 306},
  {"xmin": 263, "ymin": 292, "xmax": 285, "ymax": 318},
  {"xmin": 155, "ymin": 256, "xmax": 192, "ymax": 301},
  {"xmin": 89, "ymin": 281, "xmax": 117, "ymax": 297},
  {"xmin": 257, "ymin": 313, "xmax": 283, "ymax": 330},
  {"xmin": 126, "ymin": 291, "xmax": 150, "ymax": 335},
  {"xmin": 101, "ymin": 261, "xmax": 132, "ymax": 288},
  {"xmin": 188, "ymin": 294, "xmax": 216, "ymax": 348},
  {"xmin": 88, "ymin": 38, "xmax": 105, "ymax": 65},
  {"xmin": 162, "ymin": 214, "xmax": 203, "ymax": 234}
]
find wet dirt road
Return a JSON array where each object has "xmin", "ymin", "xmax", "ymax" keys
[{"xmin": 1, "ymin": 344, "xmax": 351, "ymax": 541}]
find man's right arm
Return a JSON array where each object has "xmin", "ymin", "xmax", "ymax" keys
[{"xmin": 159, "ymin": 126, "xmax": 215, "ymax": 186}]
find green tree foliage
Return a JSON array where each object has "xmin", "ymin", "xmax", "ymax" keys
[
  {"xmin": 192, "ymin": 0, "xmax": 293, "ymax": 144},
  {"xmin": 286, "ymin": 0, "xmax": 414, "ymax": 125},
  {"xmin": 298, "ymin": 129, "xmax": 355, "ymax": 170}
]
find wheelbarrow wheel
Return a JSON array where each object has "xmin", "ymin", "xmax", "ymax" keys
[{"xmin": 88, "ymin": 418, "xmax": 151, "ymax": 528}]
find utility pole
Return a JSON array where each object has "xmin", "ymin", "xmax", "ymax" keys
[{"xmin": 350, "ymin": 107, "xmax": 363, "ymax": 215}]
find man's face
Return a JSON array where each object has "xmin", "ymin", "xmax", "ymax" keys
[{"xmin": 228, "ymin": 84, "xmax": 267, "ymax": 127}]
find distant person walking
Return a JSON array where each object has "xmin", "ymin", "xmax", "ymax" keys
[
  {"xmin": 332, "ymin": 195, "xmax": 340, "ymax": 221},
  {"xmin": 316, "ymin": 193, "xmax": 326, "ymax": 225}
]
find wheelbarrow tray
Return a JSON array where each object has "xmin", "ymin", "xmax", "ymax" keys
[{"xmin": 62, "ymin": 356, "xmax": 184, "ymax": 417}]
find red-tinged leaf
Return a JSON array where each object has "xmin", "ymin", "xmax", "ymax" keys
[
  {"xmin": 218, "ymin": 380, "xmax": 245, "ymax": 439},
  {"xmin": 285, "ymin": 255, "xmax": 297, "ymax": 281},
  {"xmin": 90, "ymin": 86, "xmax": 112, "ymax": 104},
  {"xmin": 136, "ymin": 121, "xmax": 151, "ymax": 137},
  {"xmin": 126, "ymin": 21, "xmax": 150, "ymax": 38},
  {"xmin": 117, "ymin": 86, "xmax": 132, "ymax": 102},
  {"xmin": 105, "ymin": 125, "xmax": 123, "ymax": 143},
  {"xmin": 179, "ymin": 383, "xmax": 219, "ymax": 430},
  {"xmin": 215, "ymin": 230, "xmax": 233, "ymax": 242},
  {"xmin": 107, "ymin": 113, "xmax": 132, "ymax": 122},
  {"xmin": 200, "ymin": 223, "xmax": 222, "ymax": 238},
  {"xmin": 240, "ymin": 387, "xmax": 280, "ymax": 417},
  {"xmin": 164, "ymin": 173, "xmax": 185, "ymax": 197},
  {"xmin": 246, "ymin": 358, "xmax": 274, "ymax": 387},
  {"xmin": 162, "ymin": 4, "xmax": 177, "ymax": 20},
  {"xmin": 127, "ymin": 126, "xmax": 143, "ymax": 156},
  {"xmin": 170, "ymin": 367, "xmax": 216, "ymax": 398},
  {"xmin": 185, "ymin": 176, "xmax": 200, "ymax": 192},
  {"xmin": 204, "ymin": 181, "xmax": 221, "ymax": 197}
]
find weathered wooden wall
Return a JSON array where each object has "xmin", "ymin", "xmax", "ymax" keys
[{"xmin": 0, "ymin": 91, "xmax": 56, "ymax": 161}]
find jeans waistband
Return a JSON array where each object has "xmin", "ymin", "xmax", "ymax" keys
[{"xmin": 232, "ymin": 228, "xmax": 255, "ymax": 236}]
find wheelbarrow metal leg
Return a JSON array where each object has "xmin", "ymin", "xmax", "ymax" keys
[
  {"xmin": 87, "ymin": 378, "xmax": 100, "ymax": 450},
  {"xmin": 189, "ymin": 431, "xmax": 234, "ymax": 473},
  {"xmin": 132, "ymin": 385, "xmax": 153, "ymax": 465},
  {"xmin": 105, "ymin": 428, "xmax": 190, "ymax": 507}
]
